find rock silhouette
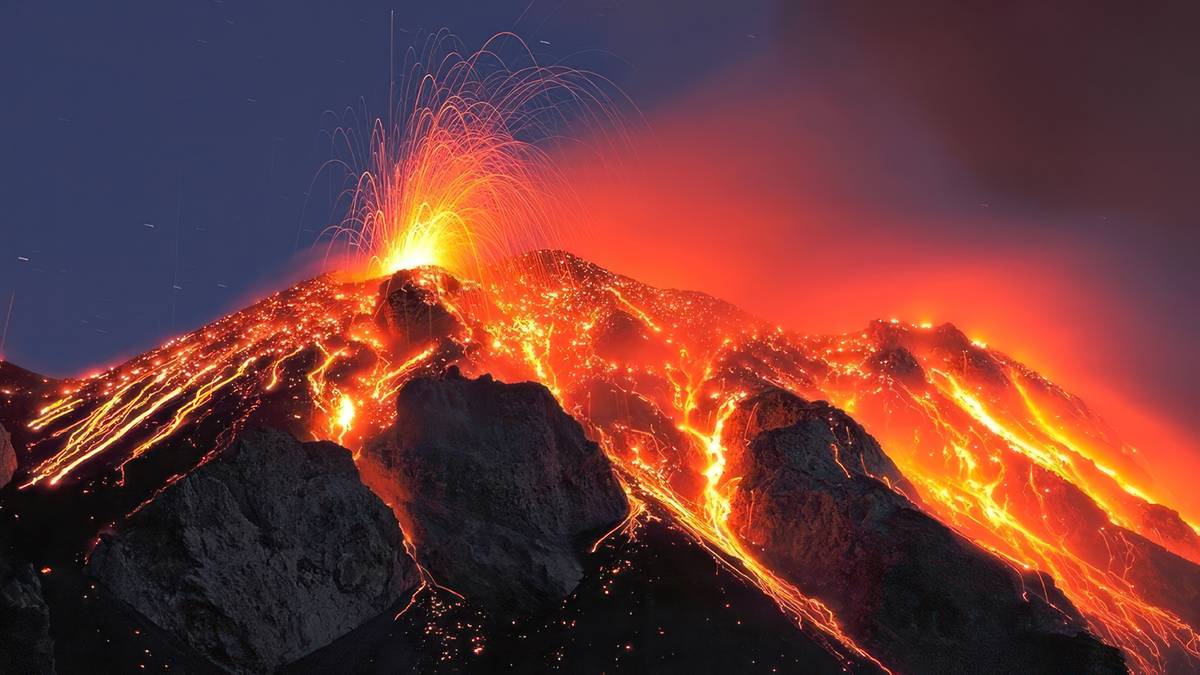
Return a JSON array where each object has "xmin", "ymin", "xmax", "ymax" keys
[
  {"xmin": 0, "ymin": 550, "xmax": 55, "ymax": 675},
  {"xmin": 87, "ymin": 429, "xmax": 418, "ymax": 673},
  {"xmin": 360, "ymin": 368, "xmax": 629, "ymax": 615}
]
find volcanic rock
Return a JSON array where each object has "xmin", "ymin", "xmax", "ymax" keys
[
  {"xmin": 927, "ymin": 323, "xmax": 1012, "ymax": 388},
  {"xmin": 593, "ymin": 309, "xmax": 672, "ymax": 366},
  {"xmin": 992, "ymin": 453, "xmax": 1200, "ymax": 632},
  {"xmin": 0, "ymin": 551, "xmax": 55, "ymax": 674},
  {"xmin": 0, "ymin": 361, "xmax": 57, "ymax": 437},
  {"xmin": 360, "ymin": 368, "xmax": 629, "ymax": 615},
  {"xmin": 376, "ymin": 268, "xmax": 463, "ymax": 346},
  {"xmin": 0, "ymin": 422, "xmax": 15, "ymax": 490},
  {"xmin": 725, "ymin": 389, "xmax": 1125, "ymax": 674},
  {"xmin": 569, "ymin": 378, "xmax": 702, "ymax": 496},
  {"xmin": 86, "ymin": 428, "xmax": 419, "ymax": 673},
  {"xmin": 722, "ymin": 388, "xmax": 915, "ymax": 496},
  {"xmin": 867, "ymin": 320, "xmax": 1010, "ymax": 388},
  {"xmin": 864, "ymin": 345, "xmax": 925, "ymax": 386},
  {"xmin": 286, "ymin": 518, "xmax": 881, "ymax": 674},
  {"xmin": 1139, "ymin": 501, "xmax": 1200, "ymax": 562}
]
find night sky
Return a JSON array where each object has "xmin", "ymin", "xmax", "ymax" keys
[
  {"xmin": 0, "ymin": 0, "xmax": 770, "ymax": 372},
  {"xmin": 3, "ymin": 3, "xmax": 1199, "ymax": 503}
]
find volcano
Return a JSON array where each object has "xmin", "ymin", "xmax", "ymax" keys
[{"xmin": 2, "ymin": 250, "xmax": 1198, "ymax": 674}]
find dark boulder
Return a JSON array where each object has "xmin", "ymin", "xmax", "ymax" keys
[
  {"xmin": 0, "ymin": 551, "xmax": 55, "ymax": 674},
  {"xmin": 86, "ymin": 428, "xmax": 419, "ymax": 673},
  {"xmin": 864, "ymin": 345, "xmax": 925, "ymax": 387},
  {"xmin": 360, "ymin": 368, "xmax": 629, "ymax": 615},
  {"xmin": 726, "ymin": 389, "xmax": 1126, "ymax": 674},
  {"xmin": 0, "ymin": 422, "xmax": 15, "ymax": 490},
  {"xmin": 722, "ymin": 388, "xmax": 915, "ymax": 497},
  {"xmin": 376, "ymin": 268, "xmax": 463, "ymax": 347},
  {"xmin": 592, "ymin": 309, "xmax": 672, "ymax": 366}
]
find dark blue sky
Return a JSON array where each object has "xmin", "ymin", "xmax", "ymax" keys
[{"xmin": 0, "ymin": 0, "xmax": 773, "ymax": 374}]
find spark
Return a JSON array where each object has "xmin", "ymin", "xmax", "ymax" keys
[{"xmin": 321, "ymin": 31, "xmax": 626, "ymax": 285}]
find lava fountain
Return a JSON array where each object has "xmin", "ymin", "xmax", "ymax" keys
[
  {"xmin": 320, "ymin": 30, "xmax": 627, "ymax": 282},
  {"xmin": 5, "ymin": 33, "xmax": 1200, "ymax": 675}
]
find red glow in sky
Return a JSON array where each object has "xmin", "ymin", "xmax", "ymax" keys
[{"xmin": 557, "ymin": 58, "xmax": 1200, "ymax": 523}]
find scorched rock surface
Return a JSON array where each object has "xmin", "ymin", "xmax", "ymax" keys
[
  {"xmin": 361, "ymin": 367, "xmax": 629, "ymax": 615},
  {"xmin": 86, "ymin": 428, "xmax": 419, "ymax": 673}
]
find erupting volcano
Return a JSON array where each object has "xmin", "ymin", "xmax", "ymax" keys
[{"xmin": 2, "ymin": 32, "xmax": 1199, "ymax": 675}]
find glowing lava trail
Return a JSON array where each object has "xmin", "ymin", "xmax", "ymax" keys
[{"xmin": 20, "ymin": 276, "xmax": 440, "ymax": 489}]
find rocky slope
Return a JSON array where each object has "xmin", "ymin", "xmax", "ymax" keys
[
  {"xmin": 7, "ymin": 250, "xmax": 1193, "ymax": 672},
  {"xmin": 725, "ymin": 389, "xmax": 1126, "ymax": 674}
]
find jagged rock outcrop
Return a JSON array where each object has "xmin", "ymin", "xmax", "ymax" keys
[
  {"xmin": 376, "ymin": 268, "xmax": 464, "ymax": 346},
  {"xmin": 0, "ymin": 422, "xmax": 15, "ymax": 489},
  {"xmin": 864, "ymin": 345, "xmax": 925, "ymax": 386},
  {"xmin": 990, "ymin": 452, "xmax": 1200, "ymax": 631},
  {"xmin": 725, "ymin": 389, "xmax": 1126, "ymax": 674},
  {"xmin": 360, "ymin": 368, "xmax": 629, "ymax": 615},
  {"xmin": 1139, "ymin": 501, "xmax": 1200, "ymax": 563},
  {"xmin": 86, "ymin": 429, "xmax": 419, "ymax": 673},
  {"xmin": 722, "ymin": 389, "xmax": 914, "ymax": 494},
  {"xmin": 0, "ymin": 550, "xmax": 55, "ymax": 674}
]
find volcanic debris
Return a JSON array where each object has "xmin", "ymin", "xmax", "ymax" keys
[{"xmin": 376, "ymin": 268, "xmax": 464, "ymax": 348}]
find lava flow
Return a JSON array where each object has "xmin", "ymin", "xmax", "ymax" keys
[
  {"xmin": 462, "ymin": 252, "xmax": 1200, "ymax": 674},
  {"xmin": 3, "ymin": 33, "xmax": 1200, "ymax": 675}
]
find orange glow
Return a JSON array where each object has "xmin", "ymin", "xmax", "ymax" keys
[
  {"xmin": 555, "ymin": 60, "xmax": 1200, "ymax": 534},
  {"xmin": 459, "ymin": 256, "xmax": 1200, "ymax": 673},
  {"xmin": 804, "ymin": 322, "xmax": 1200, "ymax": 673}
]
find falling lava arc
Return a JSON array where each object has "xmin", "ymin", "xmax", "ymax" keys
[
  {"xmin": 317, "ymin": 29, "xmax": 632, "ymax": 284},
  {"xmin": 2, "ymin": 32, "xmax": 1200, "ymax": 675}
]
